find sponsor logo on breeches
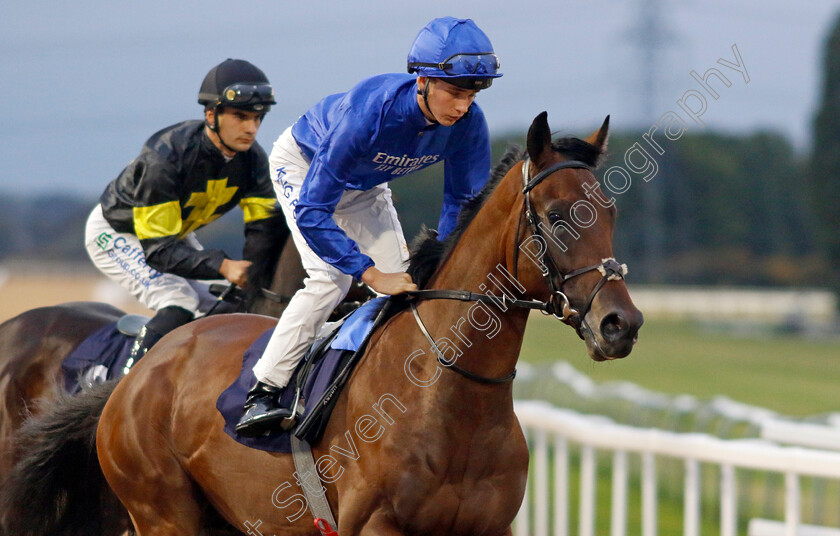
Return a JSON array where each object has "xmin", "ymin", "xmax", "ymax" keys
[{"xmin": 97, "ymin": 232, "xmax": 164, "ymax": 288}]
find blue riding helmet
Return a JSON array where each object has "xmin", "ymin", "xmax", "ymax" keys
[{"xmin": 407, "ymin": 17, "xmax": 502, "ymax": 90}]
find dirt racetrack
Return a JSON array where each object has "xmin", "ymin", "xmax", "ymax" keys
[{"xmin": 0, "ymin": 263, "xmax": 153, "ymax": 323}]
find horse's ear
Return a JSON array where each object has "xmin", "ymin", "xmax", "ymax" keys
[
  {"xmin": 585, "ymin": 115, "xmax": 610, "ymax": 154},
  {"xmin": 527, "ymin": 111, "xmax": 552, "ymax": 166}
]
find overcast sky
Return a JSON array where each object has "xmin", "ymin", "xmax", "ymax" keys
[{"xmin": 2, "ymin": 0, "xmax": 838, "ymax": 196}]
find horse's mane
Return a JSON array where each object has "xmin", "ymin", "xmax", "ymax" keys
[{"xmin": 407, "ymin": 137, "xmax": 603, "ymax": 289}]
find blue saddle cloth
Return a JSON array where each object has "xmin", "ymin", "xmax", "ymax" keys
[
  {"xmin": 216, "ymin": 297, "xmax": 388, "ymax": 453},
  {"xmin": 60, "ymin": 322, "xmax": 134, "ymax": 394}
]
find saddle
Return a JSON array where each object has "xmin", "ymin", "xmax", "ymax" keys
[
  {"xmin": 61, "ymin": 285, "xmax": 248, "ymax": 393},
  {"xmin": 216, "ymin": 297, "xmax": 393, "ymax": 452},
  {"xmin": 60, "ymin": 314, "xmax": 150, "ymax": 393}
]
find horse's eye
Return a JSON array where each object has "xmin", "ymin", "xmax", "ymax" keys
[{"xmin": 548, "ymin": 211, "xmax": 563, "ymax": 224}]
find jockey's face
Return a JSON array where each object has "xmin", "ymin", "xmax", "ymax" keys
[
  {"xmin": 417, "ymin": 77, "xmax": 478, "ymax": 127},
  {"xmin": 205, "ymin": 107, "xmax": 263, "ymax": 156}
]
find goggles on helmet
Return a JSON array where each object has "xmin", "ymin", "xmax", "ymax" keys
[
  {"xmin": 219, "ymin": 83, "xmax": 276, "ymax": 109},
  {"xmin": 444, "ymin": 77, "xmax": 494, "ymax": 91},
  {"xmin": 408, "ymin": 52, "xmax": 500, "ymax": 77}
]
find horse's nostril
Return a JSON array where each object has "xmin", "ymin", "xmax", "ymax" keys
[{"xmin": 600, "ymin": 312, "xmax": 625, "ymax": 342}]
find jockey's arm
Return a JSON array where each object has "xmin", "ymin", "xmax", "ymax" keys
[{"xmin": 439, "ymin": 104, "xmax": 492, "ymax": 239}]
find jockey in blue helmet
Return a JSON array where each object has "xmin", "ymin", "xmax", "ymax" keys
[
  {"xmin": 408, "ymin": 17, "xmax": 502, "ymax": 122},
  {"xmin": 235, "ymin": 18, "xmax": 502, "ymax": 436}
]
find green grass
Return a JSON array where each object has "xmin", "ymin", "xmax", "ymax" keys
[
  {"xmin": 515, "ymin": 315, "xmax": 840, "ymax": 534},
  {"xmin": 520, "ymin": 314, "xmax": 840, "ymax": 417}
]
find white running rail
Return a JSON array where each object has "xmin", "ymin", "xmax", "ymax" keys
[
  {"xmin": 513, "ymin": 400, "xmax": 840, "ymax": 536},
  {"xmin": 760, "ymin": 419, "xmax": 840, "ymax": 451}
]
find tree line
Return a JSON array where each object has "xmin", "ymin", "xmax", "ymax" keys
[{"xmin": 0, "ymin": 127, "xmax": 826, "ymax": 290}]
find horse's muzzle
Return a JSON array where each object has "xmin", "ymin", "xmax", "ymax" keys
[{"xmin": 597, "ymin": 307, "xmax": 644, "ymax": 359}]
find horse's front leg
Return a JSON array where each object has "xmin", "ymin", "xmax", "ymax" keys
[
  {"xmin": 357, "ymin": 519, "xmax": 404, "ymax": 536},
  {"xmin": 351, "ymin": 515, "xmax": 514, "ymax": 536},
  {"xmin": 341, "ymin": 510, "xmax": 404, "ymax": 536},
  {"xmin": 335, "ymin": 494, "xmax": 403, "ymax": 536}
]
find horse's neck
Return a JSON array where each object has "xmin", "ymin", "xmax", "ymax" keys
[
  {"xmin": 248, "ymin": 236, "xmax": 307, "ymax": 317},
  {"xmin": 419, "ymin": 171, "xmax": 531, "ymax": 387}
]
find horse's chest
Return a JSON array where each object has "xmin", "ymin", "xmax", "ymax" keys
[
  {"xmin": 388, "ymin": 443, "xmax": 528, "ymax": 534},
  {"xmin": 395, "ymin": 475, "xmax": 525, "ymax": 535}
]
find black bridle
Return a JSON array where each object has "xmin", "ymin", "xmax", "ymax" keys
[
  {"xmin": 407, "ymin": 157, "xmax": 628, "ymax": 385},
  {"xmin": 515, "ymin": 158, "xmax": 628, "ymax": 333}
]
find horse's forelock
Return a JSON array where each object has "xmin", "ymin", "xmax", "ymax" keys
[{"xmin": 551, "ymin": 137, "xmax": 604, "ymax": 168}]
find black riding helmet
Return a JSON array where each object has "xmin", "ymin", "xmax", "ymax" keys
[
  {"xmin": 198, "ymin": 59, "xmax": 275, "ymax": 153},
  {"xmin": 198, "ymin": 58, "xmax": 276, "ymax": 113}
]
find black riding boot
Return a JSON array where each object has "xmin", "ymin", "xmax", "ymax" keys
[
  {"xmin": 122, "ymin": 325, "xmax": 163, "ymax": 375},
  {"xmin": 123, "ymin": 305, "xmax": 193, "ymax": 375},
  {"xmin": 235, "ymin": 381, "xmax": 294, "ymax": 437}
]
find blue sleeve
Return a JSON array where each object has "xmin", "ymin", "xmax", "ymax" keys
[
  {"xmin": 438, "ymin": 108, "xmax": 492, "ymax": 239},
  {"xmin": 293, "ymin": 109, "xmax": 377, "ymax": 280}
]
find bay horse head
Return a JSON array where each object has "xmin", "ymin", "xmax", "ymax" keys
[
  {"xmin": 516, "ymin": 111, "xmax": 643, "ymax": 360},
  {"xmin": 413, "ymin": 110, "xmax": 643, "ymax": 365}
]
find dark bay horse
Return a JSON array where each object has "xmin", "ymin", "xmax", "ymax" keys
[
  {"xmin": 2, "ymin": 112, "xmax": 642, "ymax": 536},
  {"xmin": 0, "ymin": 222, "xmax": 304, "ymax": 477}
]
